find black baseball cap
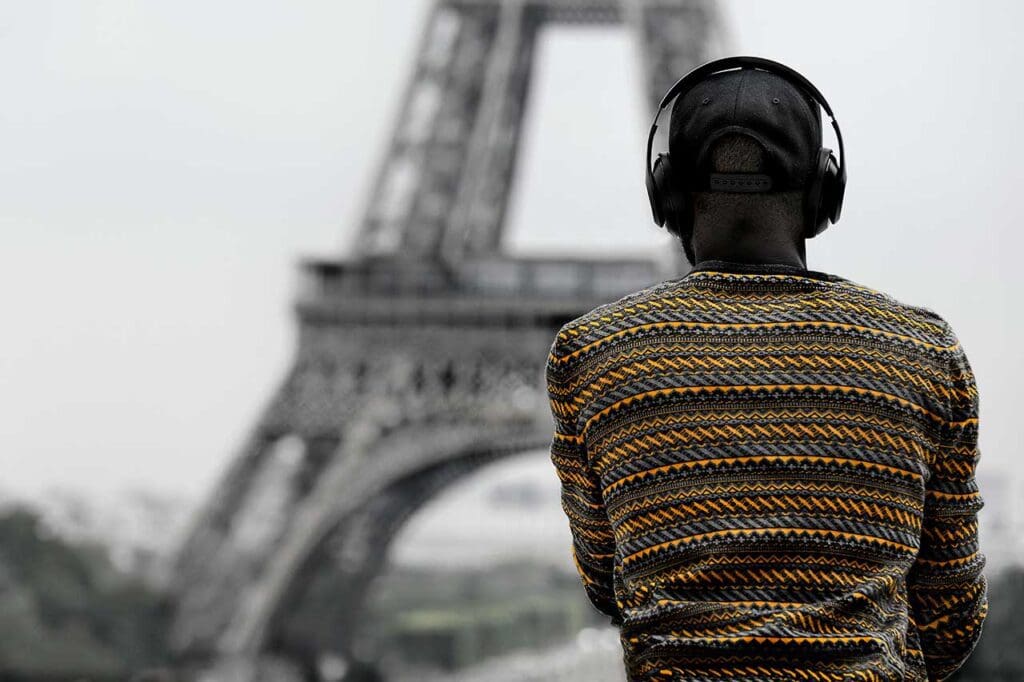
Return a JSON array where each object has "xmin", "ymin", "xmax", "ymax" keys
[{"xmin": 668, "ymin": 67, "xmax": 823, "ymax": 191}]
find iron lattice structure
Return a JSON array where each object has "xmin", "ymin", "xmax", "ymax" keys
[{"xmin": 170, "ymin": 0, "xmax": 725, "ymax": 673}]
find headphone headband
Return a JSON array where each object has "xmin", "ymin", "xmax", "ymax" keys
[{"xmin": 644, "ymin": 56, "xmax": 846, "ymax": 197}]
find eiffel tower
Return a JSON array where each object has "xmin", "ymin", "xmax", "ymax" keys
[{"xmin": 169, "ymin": 0, "xmax": 724, "ymax": 675}]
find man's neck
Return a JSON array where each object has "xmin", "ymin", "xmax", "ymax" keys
[
  {"xmin": 692, "ymin": 248, "xmax": 806, "ymax": 270},
  {"xmin": 691, "ymin": 229, "xmax": 807, "ymax": 269}
]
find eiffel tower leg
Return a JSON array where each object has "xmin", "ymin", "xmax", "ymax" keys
[
  {"xmin": 441, "ymin": 1, "xmax": 541, "ymax": 260},
  {"xmin": 170, "ymin": 311, "xmax": 558, "ymax": 671},
  {"xmin": 169, "ymin": 1, "xmax": 723, "ymax": 676},
  {"xmin": 626, "ymin": 0, "xmax": 727, "ymax": 112},
  {"xmin": 218, "ymin": 419, "xmax": 547, "ymax": 656},
  {"xmin": 625, "ymin": 0, "xmax": 726, "ymax": 273},
  {"xmin": 267, "ymin": 446, "xmax": 506, "ymax": 663},
  {"xmin": 169, "ymin": 424, "xmax": 344, "ymax": 656},
  {"xmin": 353, "ymin": 1, "xmax": 506, "ymax": 257},
  {"xmin": 169, "ymin": 346, "xmax": 358, "ymax": 656}
]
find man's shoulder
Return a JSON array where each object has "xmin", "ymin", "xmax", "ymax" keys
[
  {"xmin": 829, "ymin": 274, "xmax": 954, "ymax": 346},
  {"xmin": 552, "ymin": 272, "xmax": 956, "ymax": 358},
  {"xmin": 551, "ymin": 279, "xmax": 676, "ymax": 353}
]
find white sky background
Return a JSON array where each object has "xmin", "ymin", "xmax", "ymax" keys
[{"xmin": 1, "ymin": 1, "xmax": 1022, "ymax": 504}]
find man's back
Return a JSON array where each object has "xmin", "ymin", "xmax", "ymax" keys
[{"xmin": 546, "ymin": 260, "xmax": 988, "ymax": 681}]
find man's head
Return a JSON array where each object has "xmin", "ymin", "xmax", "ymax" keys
[
  {"xmin": 664, "ymin": 67, "xmax": 825, "ymax": 264},
  {"xmin": 685, "ymin": 133, "xmax": 806, "ymax": 261}
]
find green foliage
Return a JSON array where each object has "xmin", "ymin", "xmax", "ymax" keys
[{"xmin": 0, "ymin": 505, "xmax": 171, "ymax": 681}]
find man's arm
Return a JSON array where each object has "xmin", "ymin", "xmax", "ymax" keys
[
  {"xmin": 546, "ymin": 332, "xmax": 624, "ymax": 627},
  {"xmin": 908, "ymin": 324, "xmax": 989, "ymax": 681}
]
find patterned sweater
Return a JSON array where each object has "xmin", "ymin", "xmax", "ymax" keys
[{"xmin": 546, "ymin": 259, "xmax": 988, "ymax": 682}]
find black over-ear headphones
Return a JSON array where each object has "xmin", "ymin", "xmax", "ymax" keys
[{"xmin": 645, "ymin": 56, "xmax": 847, "ymax": 252}]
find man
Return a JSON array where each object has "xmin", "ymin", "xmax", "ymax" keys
[{"xmin": 546, "ymin": 57, "xmax": 988, "ymax": 681}]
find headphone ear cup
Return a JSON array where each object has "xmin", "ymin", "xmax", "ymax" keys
[
  {"xmin": 819, "ymin": 151, "xmax": 841, "ymax": 229},
  {"xmin": 827, "ymin": 153, "xmax": 845, "ymax": 224},
  {"xmin": 654, "ymin": 156, "xmax": 696, "ymax": 263},
  {"xmin": 652, "ymin": 154, "xmax": 689, "ymax": 240},
  {"xmin": 648, "ymin": 154, "xmax": 667, "ymax": 227},
  {"xmin": 654, "ymin": 153, "xmax": 699, "ymax": 264},
  {"xmin": 804, "ymin": 148, "xmax": 836, "ymax": 239}
]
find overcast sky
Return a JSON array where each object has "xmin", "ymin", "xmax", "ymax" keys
[{"xmin": 2, "ymin": 1, "xmax": 1022, "ymax": 508}]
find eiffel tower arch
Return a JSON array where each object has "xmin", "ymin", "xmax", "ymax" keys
[{"xmin": 169, "ymin": 0, "xmax": 726, "ymax": 673}]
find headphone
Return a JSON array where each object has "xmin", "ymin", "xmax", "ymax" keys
[{"xmin": 645, "ymin": 56, "xmax": 847, "ymax": 256}]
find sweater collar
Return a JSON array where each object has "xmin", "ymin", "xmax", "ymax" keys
[{"xmin": 686, "ymin": 258, "xmax": 836, "ymax": 282}]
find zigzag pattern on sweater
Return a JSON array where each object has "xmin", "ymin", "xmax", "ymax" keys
[{"xmin": 547, "ymin": 265, "xmax": 988, "ymax": 682}]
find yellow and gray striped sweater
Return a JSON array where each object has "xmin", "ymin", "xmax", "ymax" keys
[{"xmin": 546, "ymin": 259, "xmax": 988, "ymax": 682}]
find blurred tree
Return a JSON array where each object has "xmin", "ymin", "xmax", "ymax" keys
[{"xmin": 0, "ymin": 506, "xmax": 170, "ymax": 680}]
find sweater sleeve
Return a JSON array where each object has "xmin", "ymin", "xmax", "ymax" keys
[
  {"xmin": 907, "ymin": 323, "xmax": 989, "ymax": 681},
  {"xmin": 546, "ymin": 331, "xmax": 624, "ymax": 627}
]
